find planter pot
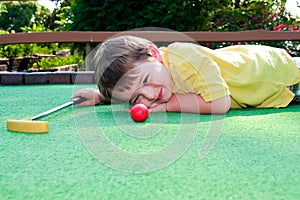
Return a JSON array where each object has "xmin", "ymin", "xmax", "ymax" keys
[
  {"xmin": 0, "ymin": 58, "xmax": 9, "ymax": 71},
  {"xmin": 8, "ymin": 56, "xmax": 39, "ymax": 72}
]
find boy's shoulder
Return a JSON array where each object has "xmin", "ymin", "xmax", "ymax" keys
[
  {"xmin": 167, "ymin": 42, "xmax": 199, "ymax": 48},
  {"xmin": 165, "ymin": 42, "xmax": 210, "ymax": 53}
]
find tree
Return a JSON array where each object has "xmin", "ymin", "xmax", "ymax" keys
[
  {"xmin": 0, "ymin": 1, "xmax": 37, "ymax": 32},
  {"xmin": 212, "ymin": 0, "xmax": 292, "ymax": 31},
  {"xmin": 0, "ymin": 0, "xmax": 73, "ymax": 32},
  {"xmin": 209, "ymin": 0, "xmax": 300, "ymax": 56},
  {"xmin": 48, "ymin": 0, "xmax": 73, "ymax": 31},
  {"xmin": 69, "ymin": 0, "xmax": 231, "ymax": 31}
]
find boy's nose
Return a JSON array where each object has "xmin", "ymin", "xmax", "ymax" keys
[
  {"xmin": 141, "ymin": 85, "xmax": 156, "ymax": 101},
  {"xmin": 137, "ymin": 86, "xmax": 156, "ymax": 108}
]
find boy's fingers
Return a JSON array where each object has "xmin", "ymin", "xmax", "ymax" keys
[{"xmin": 76, "ymin": 100, "xmax": 95, "ymax": 106}]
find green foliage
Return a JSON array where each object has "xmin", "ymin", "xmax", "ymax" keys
[
  {"xmin": 0, "ymin": 0, "xmax": 71, "ymax": 32},
  {"xmin": 68, "ymin": 0, "xmax": 299, "ymax": 56},
  {"xmin": 0, "ymin": 1, "xmax": 37, "ymax": 32},
  {"xmin": 33, "ymin": 5, "xmax": 52, "ymax": 28},
  {"xmin": 21, "ymin": 23, "xmax": 50, "ymax": 32},
  {"xmin": 0, "ymin": 23, "xmax": 77, "ymax": 59},
  {"xmin": 207, "ymin": 0, "xmax": 300, "ymax": 56},
  {"xmin": 43, "ymin": 1, "xmax": 73, "ymax": 31},
  {"xmin": 212, "ymin": 0, "xmax": 290, "ymax": 31},
  {"xmin": 0, "ymin": 43, "xmax": 58, "ymax": 58},
  {"xmin": 1, "ymin": 0, "xmax": 299, "ymax": 60},
  {"xmin": 70, "ymin": 0, "xmax": 231, "ymax": 31},
  {"xmin": 33, "ymin": 54, "xmax": 84, "ymax": 69},
  {"xmin": 0, "ymin": 23, "xmax": 60, "ymax": 57}
]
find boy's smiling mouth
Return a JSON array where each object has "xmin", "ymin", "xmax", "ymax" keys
[{"xmin": 157, "ymin": 88, "xmax": 163, "ymax": 101}]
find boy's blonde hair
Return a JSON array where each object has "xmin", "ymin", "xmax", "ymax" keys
[{"xmin": 94, "ymin": 35, "xmax": 154, "ymax": 99}]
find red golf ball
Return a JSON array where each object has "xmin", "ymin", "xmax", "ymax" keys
[{"xmin": 130, "ymin": 104, "xmax": 149, "ymax": 122}]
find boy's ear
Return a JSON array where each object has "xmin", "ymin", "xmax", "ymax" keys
[{"xmin": 148, "ymin": 45, "xmax": 162, "ymax": 62}]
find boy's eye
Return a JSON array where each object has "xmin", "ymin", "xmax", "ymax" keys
[
  {"xmin": 132, "ymin": 75, "xmax": 149, "ymax": 104},
  {"xmin": 133, "ymin": 95, "xmax": 140, "ymax": 104},
  {"xmin": 143, "ymin": 75, "xmax": 149, "ymax": 85}
]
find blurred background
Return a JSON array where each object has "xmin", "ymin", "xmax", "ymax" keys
[{"xmin": 0, "ymin": 0, "xmax": 299, "ymax": 71}]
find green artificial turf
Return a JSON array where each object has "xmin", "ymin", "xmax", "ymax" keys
[{"xmin": 0, "ymin": 85, "xmax": 299, "ymax": 199}]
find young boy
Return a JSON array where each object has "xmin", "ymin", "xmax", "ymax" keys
[{"xmin": 72, "ymin": 35, "xmax": 300, "ymax": 114}]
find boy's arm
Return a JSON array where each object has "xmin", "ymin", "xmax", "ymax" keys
[
  {"xmin": 72, "ymin": 88, "xmax": 109, "ymax": 106},
  {"xmin": 166, "ymin": 94, "xmax": 231, "ymax": 114}
]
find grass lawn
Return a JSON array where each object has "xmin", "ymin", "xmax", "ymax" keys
[{"xmin": 0, "ymin": 85, "xmax": 299, "ymax": 199}]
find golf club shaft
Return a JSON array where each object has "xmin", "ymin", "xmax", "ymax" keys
[{"xmin": 30, "ymin": 97, "xmax": 85, "ymax": 120}]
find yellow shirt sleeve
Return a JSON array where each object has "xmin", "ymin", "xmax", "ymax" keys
[{"xmin": 161, "ymin": 43, "xmax": 230, "ymax": 102}]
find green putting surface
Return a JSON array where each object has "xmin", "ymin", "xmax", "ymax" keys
[{"xmin": 0, "ymin": 85, "xmax": 299, "ymax": 199}]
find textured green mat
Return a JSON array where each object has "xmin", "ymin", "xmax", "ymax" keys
[{"xmin": 0, "ymin": 85, "xmax": 299, "ymax": 199}]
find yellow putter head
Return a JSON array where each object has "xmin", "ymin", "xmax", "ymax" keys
[{"xmin": 7, "ymin": 119, "xmax": 49, "ymax": 134}]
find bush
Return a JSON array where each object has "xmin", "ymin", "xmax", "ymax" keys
[
  {"xmin": 32, "ymin": 54, "xmax": 84, "ymax": 70},
  {"xmin": 0, "ymin": 24, "xmax": 73, "ymax": 58},
  {"xmin": 70, "ymin": 0, "xmax": 231, "ymax": 31},
  {"xmin": 0, "ymin": 43, "xmax": 59, "ymax": 58},
  {"xmin": 208, "ymin": 0, "xmax": 300, "ymax": 57}
]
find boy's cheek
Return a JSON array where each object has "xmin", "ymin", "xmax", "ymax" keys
[{"xmin": 163, "ymin": 89, "xmax": 173, "ymax": 103}]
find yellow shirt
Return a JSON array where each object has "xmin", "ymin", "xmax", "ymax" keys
[{"xmin": 160, "ymin": 43, "xmax": 300, "ymax": 109}]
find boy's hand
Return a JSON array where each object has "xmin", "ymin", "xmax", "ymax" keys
[
  {"xmin": 149, "ymin": 103, "xmax": 167, "ymax": 112},
  {"xmin": 72, "ymin": 88, "xmax": 104, "ymax": 106}
]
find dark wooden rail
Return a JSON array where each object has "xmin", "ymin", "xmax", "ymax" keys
[
  {"xmin": 1, "ymin": 30, "xmax": 299, "ymax": 85},
  {"xmin": 1, "ymin": 30, "xmax": 300, "ymax": 45}
]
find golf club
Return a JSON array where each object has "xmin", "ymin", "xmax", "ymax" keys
[{"xmin": 6, "ymin": 96, "xmax": 86, "ymax": 134}]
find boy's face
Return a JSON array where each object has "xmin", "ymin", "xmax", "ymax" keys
[{"xmin": 111, "ymin": 60, "xmax": 172, "ymax": 109}]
